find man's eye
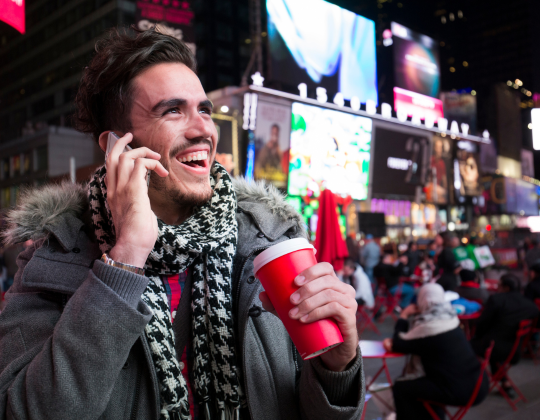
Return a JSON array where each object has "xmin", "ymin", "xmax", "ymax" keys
[
  {"xmin": 164, "ymin": 108, "xmax": 179, "ymax": 115},
  {"xmin": 199, "ymin": 107, "xmax": 212, "ymax": 115}
]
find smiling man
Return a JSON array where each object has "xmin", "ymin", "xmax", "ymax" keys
[{"xmin": 0, "ymin": 28, "xmax": 364, "ymax": 420}]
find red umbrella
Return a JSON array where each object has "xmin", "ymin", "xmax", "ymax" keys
[{"xmin": 314, "ymin": 189, "xmax": 349, "ymax": 271}]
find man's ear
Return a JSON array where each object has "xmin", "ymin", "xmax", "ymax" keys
[
  {"xmin": 98, "ymin": 131, "xmax": 125, "ymax": 154},
  {"xmin": 98, "ymin": 131, "xmax": 111, "ymax": 154}
]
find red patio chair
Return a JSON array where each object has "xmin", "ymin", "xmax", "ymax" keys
[
  {"xmin": 488, "ymin": 319, "xmax": 533, "ymax": 411},
  {"xmin": 521, "ymin": 298, "xmax": 540, "ymax": 364},
  {"xmin": 357, "ymin": 305, "xmax": 380, "ymax": 335},
  {"xmin": 420, "ymin": 341, "xmax": 494, "ymax": 420},
  {"xmin": 374, "ymin": 277, "xmax": 403, "ymax": 322}
]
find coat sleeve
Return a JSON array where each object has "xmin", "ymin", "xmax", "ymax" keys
[
  {"xmin": 0, "ymin": 245, "xmax": 152, "ymax": 420},
  {"xmin": 299, "ymin": 349, "xmax": 365, "ymax": 420},
  {"xmin": 390, "ymin": 319, "xmax": 429, "ymax": 355}
]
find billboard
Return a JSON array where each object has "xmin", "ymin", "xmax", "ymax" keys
[
  {"xmin": 371, "ymin": 127, "xmax": 431, "ymax": 199},
  {"xmin": 0, "ymin": 0, "xmax": 25, "ymax": 34},
  {"xmin": 454, "ymin": 140, "xmax": 482, "ymax": 199},
  {"xmin": 393, "ymin": 87, "xmax": 444, "ymax": 120},
  {"xmin": 440, "ymin": 92, "xmax": 477, "ymax": 135},
  {"xmin": 267, "ymin": 0, "xmax": 377, "ymax": 103},
  {"xmin": 212, "ymin": 114, "xmax": 238, "ymax": 175},
  {"xmin": 287, "ymin": 102, "xmax": 372, "ymax": 200},
  {"xmin": 136, "ymin": 0, "xmax": 195, "ymax": 52},
  {"xmin": 425, "ymin": 135, "xmax": 452, "ymax": 205},
  {"xmin": 392, "ymin": 22, "xmax": 440, "ymax": 98},
  {"xmin": 253, "ymin": 99, "xmax": 292, "ymax": 189}
]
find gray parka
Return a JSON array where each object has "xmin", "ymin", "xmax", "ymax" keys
[{"xmin": 0, "ymin": 179, "xmax": 364, "ymax": 420}]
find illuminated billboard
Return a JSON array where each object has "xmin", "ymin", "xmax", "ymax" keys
[
  {"xmin": 136, "ymin": 0, "xmax": 194, "ymax": 52},
  {"xmin": 394, "ymin": 87, "xmax": 444, "ymax": 120},
  {"xmin": 0, "ymin": 0, "xmax": 25, "ymax": 34},
  {"xmin": 371, "ymin": 127, "xmax": 431, "ymax": 200},
  {"xmin": 392, "ymin": 22, "xmax": 440, "ymax": 98},
  {"xmin": 287, "ymin": 102, "xmax": 372, "ymax": 200},
  {"xmin": 267, "ymin": 0, "xmax": 377, "ymax": 103}
]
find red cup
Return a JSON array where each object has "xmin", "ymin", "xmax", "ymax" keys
[{"xmin": 254, "ymin": 238, "xmax": 344, "ymax": 359}]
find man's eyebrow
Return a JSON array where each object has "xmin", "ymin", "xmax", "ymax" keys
[
  {"xmin": 151, "ymin": 98, "xmax": 187, "ymax": 113},
  {"xmin": 199, "ymin": 99, "xmax": 213, "ymax": 110}
]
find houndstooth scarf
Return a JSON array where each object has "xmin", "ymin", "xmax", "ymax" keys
[{"xmin": 88, "ymin": 162, "xmax": 244, "ymax": 420}]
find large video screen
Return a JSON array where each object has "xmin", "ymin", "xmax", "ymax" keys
[
  {"xmin": 392, "ymin": 22, "xmax": 440, "ymax": 98},
  {"xmin": 454, "ymin": 140, "xmax": 482, "ymax": 199},
  {"xmin": 287, "ymin": 102, "xmax": 372, "ymax": 200},
  {"xmin": 425, "ymin": 135, "xmax": 452, "ymax": 205},
  {"xmin": 267, "ymin": 0, "xmax": 377, "ymax": 103},
  {"xmin": 371, "ymin": 127, "xmax": 431, "ymax": 200}
]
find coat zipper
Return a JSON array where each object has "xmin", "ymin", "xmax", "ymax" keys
[{"xmin": 129, "ymin": 366, "xmax": 143, "ymax": 420}]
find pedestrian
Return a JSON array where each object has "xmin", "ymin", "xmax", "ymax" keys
[
  {"xmin": 0, "ymin": 28, "xmax": 363, "ymax": 420},
  {"xmin": 405, "ymin": 241, "xmax": 421, "ymax": 274},
  {"xmin": 374, "ymin": 253, "xmax": 415, "ymax": 308},
  {"xmin": 360, "ymin": 234, "xmax": 381, "ymax": 285},
  {"xmin": 436, "ymin": 235, "xmax": 461, "ymax": 292},
  {"xmin": 456, "ymin": 269, "xmax": 490, "ymax": 305},
  {"xmin": 525, "ymin": 262, "xmax": 540, "ymax": 302}
]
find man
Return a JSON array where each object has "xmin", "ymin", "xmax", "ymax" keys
[
  {"xmin": 456, "ymin": 269, "xmax": 490, "ymax": 305},
  {"xmin": 373, "ymin": 254, "xmax": 415, "ymax": 309},
  {"xmin": 525, "ymin": 262, "xmax": 540, "ymax": 302},
  {"xmin": 436, "ymin": 235, "xmax": 461, "ymax": 292},
  {"xmin": 471, "ymin": 274, "xmax": 539, "ymax": 397},
  {"xmin": 360, "ymin": 234, "xmax": 380, "ymax": 285},
  {"xmin": 524, "ymin": 238, "xmax": 540, "ymax": 271},
  {"xmin": 0, "ymin": 29, "xmax": 363, "ymax": 420},
  {"xmin": 339, "ymin": 258, "xmax": 374, "ymax": 309}
]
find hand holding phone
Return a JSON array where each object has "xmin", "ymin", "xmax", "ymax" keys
[
  {"xmin": 104, "ymin": 132, "xmax": 169, "ymax": 268},
  {"xmin": 106, "ymin": 132, "xmax": 150, "ymax": 186}
]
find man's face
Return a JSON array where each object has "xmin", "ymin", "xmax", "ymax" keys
[
  {"xmin": 269, "ymin": 126, "xmax": 279, "ymax": 147},
  {"xmin": 343, "ymin": 265, "xmax": 354, "ymax": 277},
  {"xmin": 129, "ymin": 63, "xmax": 218, "ymax": 208}
]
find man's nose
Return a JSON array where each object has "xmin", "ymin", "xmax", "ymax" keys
[{"xmin": 185, "ymin": 112, "xmax": 213, "ymax": 141}]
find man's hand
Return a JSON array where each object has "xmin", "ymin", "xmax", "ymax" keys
[
  {"xmin": 105, "ymin": 133, "xmax": 169, "ymax": 268},
  {"xmin": 400, "ymin": 303, "xmax": 419, "ymax": 320},
  {"xmin": 260, "ymin": 262, "xmax": 358, "ymax": 372}
]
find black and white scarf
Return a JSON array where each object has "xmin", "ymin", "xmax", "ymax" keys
[{"xmin": 88, "ymin": 162, "xmax": 244, "ymax": 419}]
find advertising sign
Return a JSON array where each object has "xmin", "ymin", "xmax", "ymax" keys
[
  {"xmin": 454, "ymin": 140, "xmax": 482, "ymax": 199},
  {"xmin": 371, "ymin": 127, "xmax": 431, "ymax": 199},
  {"xmin": 267, "ymin": 0, "xmax": 377, "ymax": 103},
  {"xmin": 0, "ymin": 0, "xmax": 25, "ymax": 34},
  {"xmin": 393, "ymin": 87, "xmax": 444, "ymax": 120},
  {"xmin": 425, "ymin": 135, "xmax": 452, "ymax": 205},
  {"xmin": 254, "ymin": 99, "xmax": 292, "ymax": 189},
  {"xmin": 287, "ymin": 102, "xmax": 372, "ymax": 200},
  {"xmin": 212, "ymin": 114, "xmax": 238, "ymax": 175},
  {"xmin": 136, "ymin": 0, "xmax": 195, "ymax": 52},
  {"xmin": 440, "ymin": 92, "xmax": 477, "ymax": 135},
  {"xmin": 391, "ymin": 22, "xmax": 440, "ymax": 98},
  {"xmin": 521, "ymin": 149, "xmax": 534, "ymax": 178}
]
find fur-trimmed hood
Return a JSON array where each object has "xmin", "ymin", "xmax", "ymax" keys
[{"xmin": 2, "ymin": 178, "xmax": 304, "ymax": 247}]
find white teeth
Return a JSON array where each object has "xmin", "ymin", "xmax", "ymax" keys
[{"xmin": 179, "ymin": 151, "xmax": 208, "ymax": 163}]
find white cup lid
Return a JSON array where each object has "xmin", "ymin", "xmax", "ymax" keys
[{"xmin": 253, "ymin": 238, "xmax": 315, "ymax": 275}]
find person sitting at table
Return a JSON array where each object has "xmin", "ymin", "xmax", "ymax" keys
[
  {"xmin": 374, "ymin": 253, "xmax": 415, "ymax": 309},
  {"xmin": 383, "ymin": 283, "xmax": 488, "ymax": 420},
  {"xmin": 456, "ymin": 269, "xmax": 490, "ymax": 305},
  {"xmin": 471, "ymin": 274, "xmax": 539, "ymax": 398},
  {"xmin": 524, "ymin": 261, "xmax": 540, "ymax": 302},
  {"xmin": 413, "ymin": 250, "xmax": 437, "ymax": 283},
  {"xmin": 339, "ymin": 258, "xmax": 375, "ymax": 309}
]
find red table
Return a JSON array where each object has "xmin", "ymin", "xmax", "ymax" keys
[
  {"xmin": 360, "ymin": 340, "xmax": 405, "ymax": 388},
  {"xmin": 360, "ymin": 340, "xmax": 405, "ymax": 419},
  {"xmin": 458, "ymin": 311, "xmax": 481, "ymax": 340}
]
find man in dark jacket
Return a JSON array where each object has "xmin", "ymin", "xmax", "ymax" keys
[
  {"xmin": 457, "ymin": 269, "xmax": 490, "ymax": 305},
  {"xmin": 471, "ymin": 274, "xmax": 539, "ymax": 397},
  {"xmin": 0, "ymin": 28, "xmax": 363, "ymax": 420},
  {"xmin": 525, "ymin": 262, "xmax": 540, "ymax": 302}
]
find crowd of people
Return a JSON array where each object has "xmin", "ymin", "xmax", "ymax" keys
[{"xmin": 341, "ymin": 232, "xmax": 540, "ymax": 420}]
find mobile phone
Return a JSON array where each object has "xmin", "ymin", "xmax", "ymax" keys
[
  {"xmin": 105, "ymin": 132, "xmax": 150, "ymax": 186},
  {"xmin": 105, "ymin": 132, "xmax": 132, "ymax": 161}
]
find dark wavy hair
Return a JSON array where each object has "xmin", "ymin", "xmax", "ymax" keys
[
  {"xmin": 500, "ymin": 273, "xmax": 520, "ymax": 292},
  {"xmin": 74, "ymin": 27, "xmax": 196, "ymax": 142}
]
